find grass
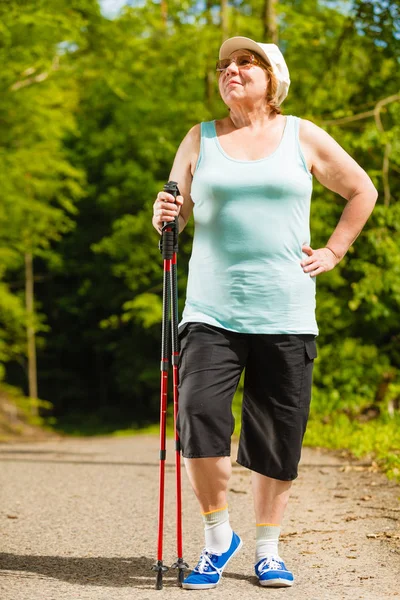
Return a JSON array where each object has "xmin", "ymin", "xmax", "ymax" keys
[
  {"xmin": 304, "ymin": 412, "xmax": 400, "ymax": 482},
  {"xmin": 0, "ymin": 383, "xmax": 55, "ymax": 440},
  {"xmin": 51, "ymin": 417, "xmax": 163, "ymax": 438}
]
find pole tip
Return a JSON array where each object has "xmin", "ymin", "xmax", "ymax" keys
[{"xmin": 152, "ymin": 560, "xmax": 169, "ymax": 590}]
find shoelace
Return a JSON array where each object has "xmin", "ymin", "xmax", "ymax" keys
[
  {"xmin": 258, "ymin": 556, "xmax": 284, "ymax": 574},
  {"xmin": 195, "ymin": 549, "xmax": 223, "ymax": 575}
]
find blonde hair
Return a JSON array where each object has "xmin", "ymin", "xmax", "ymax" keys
[{"xmin": 253, "ymin": 51, "xmax": 282, "ymax": 115}]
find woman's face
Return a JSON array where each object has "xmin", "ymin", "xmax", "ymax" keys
[{"xmin": 218, "ymin": 49, "xmax": 269, "ymax": 109}]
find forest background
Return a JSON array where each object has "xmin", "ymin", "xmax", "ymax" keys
[{"xmin": 0, "ymin": 0, "xmax": 399, "ymax": 479}]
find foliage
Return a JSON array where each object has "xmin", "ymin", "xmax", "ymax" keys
[
  {"xmin": 0, "ymin": 0, "xmax": 399, "ymax": 471},
  {"xmin": 0, "ymin": 1, "xmax": 88, "ymax": 372},
  {"xmin": 0, "ymin": 383, "xmax": 53, "ymax": 440},
  {"xmin": 304, "ymin": 412, "xmax": 400, "ymax": 482}
]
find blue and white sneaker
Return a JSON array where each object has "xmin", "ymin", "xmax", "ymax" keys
[
  {"xmin": 182, "ymin": 532, "xmax": 243, "ymax": 589},
  {"xmin": 255, "ymin": 555, "xmax": 294, "ymax": 587}
]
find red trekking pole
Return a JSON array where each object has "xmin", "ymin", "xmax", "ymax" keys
[{"xmin": 152, "ymin": 181, "xmax": 188, "ymax": 590}]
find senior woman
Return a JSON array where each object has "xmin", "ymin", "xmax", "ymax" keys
[{"xmin": 152, "ymin": 36, "xmax": 377, "ymax": 589}]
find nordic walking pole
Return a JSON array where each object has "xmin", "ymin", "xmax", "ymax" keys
[
  {"xmin": 152, "ymin": 181, "xmax": 187, "ymax": 589},
  {"xmin": 152, "ymin": 183, "xmax": 173, "ymax": 590},
  {"xmin": 167, "ymin": 183, "xmax": 189, "ymax": 585}
]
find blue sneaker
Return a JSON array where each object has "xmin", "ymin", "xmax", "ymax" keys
[
  {"xmin": 255, "ymin": 555, "xmax": 294, "ymax": 587},
  {"xmin": 182, "ymin": 532, "xmax": 243, "ymax": 589}
]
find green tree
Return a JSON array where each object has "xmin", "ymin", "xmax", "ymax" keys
[
  {"xmin": 1, "ymin": 0, "xmax": 398, "ymax": 433},
  {"xmin": 0, "ymin": 0, "xmax": 90, "ymax": 408}
]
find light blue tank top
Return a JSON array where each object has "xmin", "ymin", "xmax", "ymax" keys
[{"xmin": 180, "ymin": 116, "xmax": 318, "ymax": 335}]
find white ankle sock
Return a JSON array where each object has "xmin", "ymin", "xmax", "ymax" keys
[
  {"xmin": 255, "ymin": 523, "xmax": 281, "ymax": 562},
  {"xmin": 202, "ymin": 505, "xmax": 232, "ymax": 554}
]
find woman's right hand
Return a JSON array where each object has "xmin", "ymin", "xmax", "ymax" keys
[{"xmin": 152, "ymin": 191, "xmax": 184, "ymax": 235}]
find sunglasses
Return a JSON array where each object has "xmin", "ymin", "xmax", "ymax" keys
[{"xmin": 216, "ymin": 53, "xmax": 263, "ymax": 72}]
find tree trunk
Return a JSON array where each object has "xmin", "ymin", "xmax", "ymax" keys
[
  {"xmin": 221, "ymin": 0, "xmax": 229, "ymax": 42},
  {"xmin": 204, "ymin": 0, "xmax": 214, "ymax": 108},
  {"xmin": 25, "ymin": 252, "xmax": 38, "ymax": 415},
  {"xmin": 161, "ymin": 0, "xmax": 168, "ymax": 27},
  {"xmin": 264, "ymin": 0, "xmax": 278, "ymax": 44}
]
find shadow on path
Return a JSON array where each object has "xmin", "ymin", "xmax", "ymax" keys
[
  {"xmin": 0, "ymin": 458, "xmax": 161, "ymax": 467},
  {"xmin": 0, "ymin": 453, "xmax": 366, "ymax": 470},
  {"xmin": 0, "ymin": 449, "xmax": 95, "ymax": 457},
  {"xmin": 0, "ymin": 553, "xmax": 256, "ymax": 589}
]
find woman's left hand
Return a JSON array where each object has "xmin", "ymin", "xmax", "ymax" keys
[{"xmin": 300, "ymin": 244, "xmax": 339, "ymax": 277}]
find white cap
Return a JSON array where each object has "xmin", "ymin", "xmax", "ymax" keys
[{"xmin": 219, "ymin": 36, "xmax": 290, "ymax": 105}]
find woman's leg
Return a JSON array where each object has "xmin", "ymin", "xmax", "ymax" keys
[
  {"xmin": 251, "ymin": 472, "xmax": 292, "ymax": 524},
  {"xmin": 184, "ymin": 456, "xmax": 234, "ymax": 555},
  {"xmin": 236, "ymin": 334, "xmax": 316, "ymax": 586},
  {"xmin": 184, "ymin": 456, "xmax": 232, "ymax": 513},
  {"xmin": 252, "ymin": 473, "xmax": 291, "ymax": 560},
  {"xmin": 178, "ymin": 324, "xmax": 247, "ymax": 587}
]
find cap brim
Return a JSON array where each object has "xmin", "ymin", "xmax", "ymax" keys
[{"xmin": 219, "ymin": 36, "xmax": 271, "ymax": 66}]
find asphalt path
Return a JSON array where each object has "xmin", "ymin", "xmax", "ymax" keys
[{"xmin": 0, "ymin": 435, "xmax": 399, "ymax": 600}]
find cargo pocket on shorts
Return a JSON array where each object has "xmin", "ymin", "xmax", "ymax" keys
[
  {"xmin": 305, "ymin": 340, "xmax": 318, "ymax": 361},
  {"xmin": 299, "ymin": 339, "xmax": 317, "ymax": 408}
]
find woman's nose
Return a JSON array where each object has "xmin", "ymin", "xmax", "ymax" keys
[{"xmin": 225, "ymin": 59, "xmax": 239, "ymax": 75}]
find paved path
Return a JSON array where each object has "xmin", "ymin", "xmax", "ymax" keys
[{"xmin": 0, "ymin": 435, "xmax": 399, "ymax": 599}]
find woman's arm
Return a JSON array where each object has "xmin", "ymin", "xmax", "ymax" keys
[
  {"xmin": 299, "ymin": 119, "xmax": 378, "ymax": 277},
  {"xmin": 152, "ymin": 125, "xmax": 200, "ymax": 234}
]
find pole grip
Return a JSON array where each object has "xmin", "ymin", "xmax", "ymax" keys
[{"xmin": 160, "ymin": 181, "xmax": 180, "ymax": 258}]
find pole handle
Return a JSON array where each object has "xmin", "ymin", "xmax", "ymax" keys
[{"xmin": 160, "ymin": 181, "xmax": 180, "ymax": 258}]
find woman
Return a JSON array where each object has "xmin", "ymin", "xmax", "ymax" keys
[{"xmin": 152, "ymin": 36, "xmax": 377, "ymax": 589}]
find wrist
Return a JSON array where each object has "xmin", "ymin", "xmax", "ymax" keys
[{"xmin": 325, "ymin": 246, "xmax": 341, "ymax": 261}]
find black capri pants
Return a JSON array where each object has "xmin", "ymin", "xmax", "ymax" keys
[{"xmin": 177, "ymin": 322, "xmax": 317, "ymax": 481}]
